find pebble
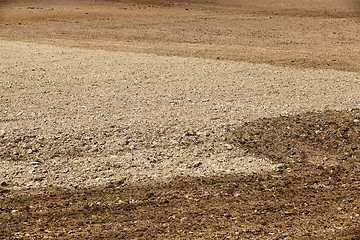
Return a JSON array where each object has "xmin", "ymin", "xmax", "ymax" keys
[
  {"xmin": 0, "ymin": 181, "xmax": 8, "ymax": 186},
  {"xmin": 224, "ymin": 144, "xmax": 233, "ymax": 150},
  {"xmin": 192, "ymin": 161, "xmax": 202, "ymax": 168}
]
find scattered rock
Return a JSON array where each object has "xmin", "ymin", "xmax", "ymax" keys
[
  {"xmin": 0, "ymin": 181, "xmax": 8, "ymax": 186},
  {"xmin": 119, "ymin": 138, "xmax": 130, "ymax": 145},
  {"xmin": 184, "ymin": 131, "xmax": 197, "ymax": 137},
  {"xmin": 0, "ymin": 188, "xmax": 10, "ymax": 193},
  {"xmin": 33, "ymin": 177, "xmax": 44, "ymax": 182},
  {"xmin": 116, "ymin": 178, "xmax": 126, "ymax": 186},
  {"xmin": 192, "ymin": 161, "xmax": 202, "ymax": 168},
  {"xmin": 224, "ymin": 144, "xmax": 233, "ymax": 150},
  {"xmin": 106, "ymin": 182, "xmax": 115, "ymax": 188}
]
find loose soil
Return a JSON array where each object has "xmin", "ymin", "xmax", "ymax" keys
[
  {"xmin": 1, "ymin": 0, "xmax": 360, "ymax": 72},
  {"xmin": 0, "ymin": 0, "xmax": 360, "ymax": 239}
]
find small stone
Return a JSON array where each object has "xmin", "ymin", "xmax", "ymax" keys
[
  {"xmin": 184, "ymin": 131, "xmax": 197, "ymax": 137},
  {"xmin": 116, "ymin": 179, "xmax": 126, "ymax": 186},
  {"xmin": 196, "ymin": 131, "xmax": 210, "ymax": 137},
  {"xmin": 29, "ymin": 168, "xmax": 36, "ymax": 174},
  {"xmin": 354, "ymin": 119, "xmax": 360, "ymax": 123},
  {"xmin": 0, "ymin": 189, "xmax": 10, "ymax": 193},
  {"xmin": 27, "ymin": 149, "xmax": 33, "ymax": 154},
  {"xmin": 0, "ymin": 181, "xmax": 8, "ymax": 186},
  {"xmin": 119, "ymin": 138, "xmax": 130, "ymax": 146},
  {"xmin": 192, "ymin": 161, "xmax": 202, "ymax": 168},
  {"xmin": 33, "ymin": 177, "xmax": 44, "ymax": 182},
  {"xmin": 0, "ymin": 130, "xmax": 5, "ymax": 137},
  {"xmin": 224, "ymin": 144, "xmax": 233, "ymax": 150}
]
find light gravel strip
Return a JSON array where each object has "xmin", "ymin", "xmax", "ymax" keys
[{"xmin": 1, "ymin": 40, "xmax": 360, "ymax": 189}]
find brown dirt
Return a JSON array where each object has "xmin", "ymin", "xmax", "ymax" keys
[
  {"xmin": 0, "ymin": 0, "xmax": 360, "ymax": 239},
  {"xmin": 1, "ymin": 164, "xmax": 359, "ymax": 239},
  {"xmin": 1, "ymin": 0, "xmax": 360, "ymax": 72},
  {"xmin": 230, "ymin": 109, "xmax": 360, "ymax": 167}
]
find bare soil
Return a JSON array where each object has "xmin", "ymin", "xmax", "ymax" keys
[
  {"xmin": 1, "ymin": 0, "xmax": 360, "ymax": 72},
  {"xmin": 0, "ymin": 0, "xmax": 360, "ymax": 238}
]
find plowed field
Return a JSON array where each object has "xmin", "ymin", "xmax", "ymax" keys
[{"xmin": 0, "ymin": 0, "xmax": 359, "ymax": 238}]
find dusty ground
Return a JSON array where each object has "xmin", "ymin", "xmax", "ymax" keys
[
  {"xmin": 0, "ymin": 0, "xmax": 360, "ymax": 238},
  {"xmin": 1, "ymin": 0, "xmax": 360, "ymax": 72}
]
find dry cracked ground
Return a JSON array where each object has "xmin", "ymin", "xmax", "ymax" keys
[{"xmin": 0, "ymin": 0, "xmax": 360, "ymax": 238}]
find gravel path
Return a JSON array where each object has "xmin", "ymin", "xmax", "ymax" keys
[{"xmin": 1, "ymin": 40, "xmax": 360, "ymax": 189}]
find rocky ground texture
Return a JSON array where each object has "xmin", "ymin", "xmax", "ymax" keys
[{"xmin": 0, "ymin": 0, "xmax": 360, "ymax": 238}]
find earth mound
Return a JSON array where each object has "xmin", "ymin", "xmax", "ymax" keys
[{"xmin": 230, "ymin": 109, "xmax": 360, "ymax": 170}]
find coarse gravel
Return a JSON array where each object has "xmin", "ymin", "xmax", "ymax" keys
[{"xmin": 1, "ymin": 40, "xmax": 360, "ymax": 189}]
